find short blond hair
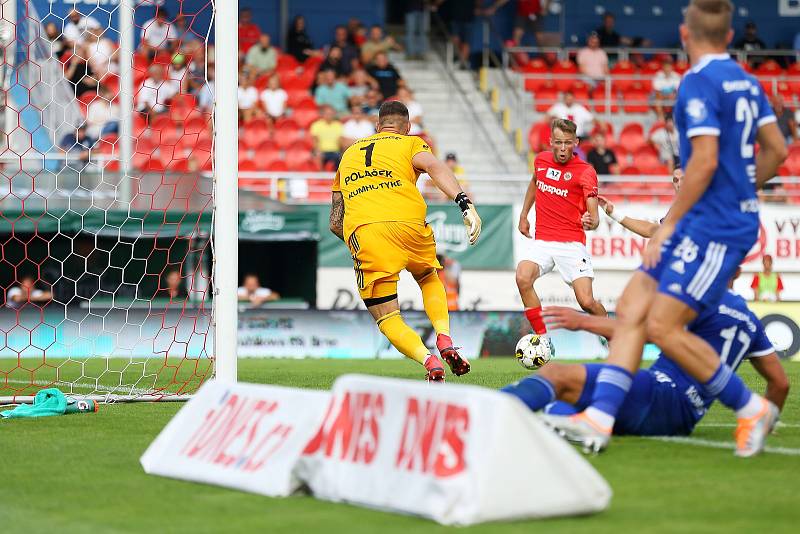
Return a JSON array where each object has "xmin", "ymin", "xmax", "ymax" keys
[
  {"xmin": 551, "ymin": 118, "xmax": 577, "ymax": 137},
  {"xmin": 686, "ymin": 0, "xmax": 733, "ymax": 46}
]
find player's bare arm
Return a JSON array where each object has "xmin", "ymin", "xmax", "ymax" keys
[
  {"xmin": 643, "ymin": 135, "xmax": 717, "ymax": 268},
  {"xmin": 598, "ymin": 195, "xmax": 659, "ymax": 238},
  {"xmin": 412, "ymin": 151, "xmax": 482, "ymax": 245},
  {"xmin": 754, "ymin": 121, "xmax": 788, "ymax": 190},
  {"xmin": 329, "ymin": 191, "xmax": 345, "ymax": 241},
  {"xmin": 542, "ymin": 306, "xmax": 616, "ymax": 339},
  {"xmin": 749, "ymin": 353, "xmax": 790, "ymax": 411},
  {"xmin": 518, "ymin": 175, "xmax": 537, "ymax": 238},
  {"xmin": 581, "ymin": 196, "xmax": 600, "ymax": 231}
]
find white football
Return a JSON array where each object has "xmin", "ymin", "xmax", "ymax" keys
[{"xmin": 515, "ymin": 334, "xmax": 554, "ymax": 370}]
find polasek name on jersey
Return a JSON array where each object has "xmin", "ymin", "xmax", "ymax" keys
[{"xmin": 344, "ymin": 169, "xmax": 394, "ymax": 185}]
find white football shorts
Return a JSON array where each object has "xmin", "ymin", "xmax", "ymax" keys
[{"xmin": 521, "ymin": 240, "xmax": 594, "ymax": 284}]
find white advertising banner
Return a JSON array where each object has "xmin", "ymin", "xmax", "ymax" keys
[
  {"xmin": 515, "ymin": 203, "xmax": 800, "ymax": 273},
  {"xmin": 297, "ymin": 374, "xmax": 612, "ymax": 525},
  {"xmin": 140, "ymin": 380, "xmax": 330, "ymax": 496}
]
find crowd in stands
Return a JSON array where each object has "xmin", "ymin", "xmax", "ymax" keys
[{"xmin": 49, "ymin": 5, "xmax": 432, "ymax": 180}]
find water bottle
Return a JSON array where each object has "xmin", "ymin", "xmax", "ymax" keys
[{"xmin": 64, "ymin": 397, "xmax": 99, "ymax": 414}]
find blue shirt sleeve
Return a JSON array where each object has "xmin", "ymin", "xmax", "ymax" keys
[
  {"xmin": 747, "ymin": 314, "xmax": 775, "ymax": 358},
  {"xmin": 679, "ymin": 72, "xmax": 722, "ymax": 138}
]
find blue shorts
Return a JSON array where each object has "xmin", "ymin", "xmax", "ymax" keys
[
  {"xmin": 546, "ymin": 364, "xmax": 699, "ymax": 436},
  {"xmin": 640, "ymin": 227, "xmax": 749, "ymax": 313}
]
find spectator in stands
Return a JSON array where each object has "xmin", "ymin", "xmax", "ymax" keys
[
  {"xmin": 593, "ymin": 12, "xmax": 651, "ymax": 52},
  {"xmin": 238, "ymin": 8, "xmax": 261, "ymax": 56},
  {"xmin": 772, "ymin": 94, "xmax": 798, "ymax": 145},
  {"xmin": 86, "ymin": 86, "xmax": 120, "ymax": 140},
  {"xmin": 734, "ymin": 22, "xmax": 766, "ymax": 67},
  {"xmin": 436, "ymin": 252, "xmax": 462, "ymax": 311},
  {"xmin": 445, "ymin": 152, "xmax": 465, "ymax": 176},
  {"xmin": 158, "ymin": 269, "xmax": 188, "ymax": 302},
  {"xmin": 652, "ymin": 60, "xmax": 680, "ymax": 120},
  {"xmin": 260, "ymin": 75, "xmax": 287, "ymax": 120},
  {"xmin": 196, "ymin": 65, "xmax": 215, "ymax": 111},
  {"xmin": 140, "ymin": 8, "xmax": 175, "ymax": 55},
  {"xmin": 438, "ymin": 0, "xmax": 479, "ymax": 69},
  {"xmin": 331, "ymin": 25, "xmax": 360, "ymax": 76},
  {"xmin": 314, "ymin": 69, "xmax": 351, "ymax": 115},
  {"xmin": 169, "ymin": 53, "xmax": 191, "ymax": 93},
  {"xmin": 136, "ymin": 64, "xmax": 180, "ymax": 116},
  {"xmin": 751, "ymin": 255, "xmax": 784, "ymax": 302},
  {"xmin": 361, "ymin": 25, "xmax": 402, "ymax": 65},
  {"xmin": 319, "ymin": 46, "xmax": 348, "ymax": 78},
  {"xmin": 64, "ymin": 44, "xmax": 99, "ymax": 98},
  {"xmin": 586, "ymin": 132, "xmax": 619, "ymax": 175},
  {"xmin": 341, "ymin": 104, "xmax": 376, "ymax": 148},
  {"xmin": 287, "ymin": 15, "xmax": 320, "ymax": 63},
  {"xmin": 173, "ymin": 14, "xmax": 202, "ymax": 55},
  {"xmin": 238, "ymin": 273, "xmax": 280, "ymax": 307},
  {"xmin": 367, "ymin": 52, "xmax": 404, "ymax": 100},
  {"xmin": 362, "ymin": 89, "xmax": 383, "ymax": 117},
  {"xmin": 576, "ymin": 32, "xmax": 608, "ymax": 88},
  {"xmin": 238, "ymin": 74, "xmax": 262, "ymax": 123},
  {"xmin": 650, "ymin": 115, "xmax": 680, "ymax": 172},
  {"xmin": 547, "ymin": 91, "xmax": 596, "ymax": 140},
  {"xmin": 310, "ymin": 105, "xmax": 344, "ymax": 169},
  {"xmin": 348, "ymin": 18, "xmax": 368, "ymax": 46},
  {"xmin": 348, "ymin": 69, "xmax": 378, "ymax": 105},
  {"xmin": 62, "ymin": 8, "xmax": 101, "ymax": 50},
  {"xmin": 6, "ymin": 275, "xmax": 52, "ymax": 310},
  {"xmin": 395, "ymin": 87, "xmax": 424, "ymax": 135},
  {"xmin": 59, "ymin": 125, "xmax": 96, "ymax": 163},
  {"xmin": 404, "ymin": 0, "xmax": 429, "ymax": 60},
  {"xmin": 44, "ymin": 22, "xmax": 66, "ymax": 59},
  {"xmin": 245, "ymin": 33, "xmax": 278, "ymax": 75},
  {"xmin": 84, "ymin": 28, "xmax": 118, "ymax": 79},
  {"xmin": 483, "ymin": 0, "xmax": 550, "ymax": 47}
]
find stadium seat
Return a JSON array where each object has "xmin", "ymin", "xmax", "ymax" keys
[
  {"xmin": 274, "ymin": 128, "xmax": 305, "ymax": 150},
  {"xmin": 241, "ymin": 125, "xmax": 272, "ymax": 149},
  {"xmin": 611, "ymin": 60, "xmax": 637, "ymax": 92},
  {"xmin": 673, "ymin": 59, "xmax": 690, "ymax": 75},
  {"xmin": 276, "ymin": 54, "xmax": 300, "ymax": 71},
  {"xmin": 619, "ymin": 124, "xmax": 646, "ymax": 150},
  {"xmin": 283, "ymin": 75, "xmax": 313, "ymax": 91},
  {"xmin": 240, "ymin": 159, "xmax": 259, "ymax": 172},
  {"xmin": 239, "ymin": 177, "xmax": 273, "ymax": 196},
  {"xmin": 550, "ymin": 60, "xmax": 578, "ymax": 92},
  {"xmin": 534, "ymin": 87, "xmax": 559, "ymax": 113},
  {"xmin": 286, "ymin": 149, "xmax": 314, "ymax": 170},
  {"xmin": 255, "ymin": 149, "xmax": 284, "ymax": 169},
  {"xmin": 522, "ymin": 59, "xmax": 550, "ymax": 92},
  {"xmin": 292, "ymin": 108, "xmax": 319, "ymax": 129},
  {"xmin": 288, "ymin": 138, "xmax": 314, "ymax": 152},
  {"xmin": 640, "ymin": 60, "xmax": 662, "ymax": 76},
  {"xmin": 621, "ymin": 165, "xmax": 641, "ymax": 175},
  {"xmin": 267, "ymin": 160, "xmax": 290, "ymax": 171},
  {"xmin": 287, "ymin": 90, "xmax": 314, "ymax": 109},
  {"xmin": 622, "ymin": 91, "xmax": 650, "ymax": 113}
]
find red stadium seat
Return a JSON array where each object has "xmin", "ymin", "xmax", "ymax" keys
[
  {"xmin": 255, "ymin": 140, "xmax": 279, "ymax": 153},
  {"xmin": 241, "ymin": 125, "xmax": 272, "ymax": 149},
  {"xmin": 673, "ymin": 59, "xmax": 690, "ymax": 75},
  {"xmin": 550, "ymin": 60, "xmax": 578, "ymax": 92},
  {"xmin": 292, "ymin": 108, "xmax": 319, "ymax": 129},
  {"xmin": 240, "ymin": 159, "xmax": 259, "ymax": 172},
  {"xmin": 239, "ymin": 178, "xmax": 273, "ymax": 196},
  {"xmin": 288, "ymin": 138, "xmax": 314, "ymax": 152},
  {"xmin": 534, "ymin": 87, "xmax": 559, "ymax": 113},
  {"xmin": 276, "ymin": 54, "xmax": 300, "ymax": 71},
  {"xmin": 267, "ymin": 160, "xmax": 290, "ymax": 171},
  {"xmin": 622, "ymin": 91, "xmax": 650, "ymax": 113},
  {"xmin": 286, "ymin": 149, "xmax": 314, "ymax": 170},
  {"xmin": 283, "ymin": 76, "xmax": 313, "ymax": 91},
  {"xmin": 274, "ymin": 128, "xmax": 305, "ymax": 150},
  {"xmin": 286, "ymin": 90, "xmax": 313, "ymax": 109},
  {"xmin": 621, "ymin": 166, "xmax": 641, "ymax": 175},
  {"xmin": 255, "ymin": 149, "xmax": 284, "ymax": 169},
  {"xmin": 640, "ymin": 60, "xmax": 662, "ymax": 76}
]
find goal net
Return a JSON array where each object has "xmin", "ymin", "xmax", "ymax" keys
[{"xmin": 0, "ymin": 0, "xmax": 232, "ymax": 403}]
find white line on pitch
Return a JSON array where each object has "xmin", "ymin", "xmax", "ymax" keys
[
  {"xmin": 3, "ymin": 378, "xmax": 158, "ymax": 396},
  {"xmin": 646, "ymin": 436, "xmax": 800, "ymax": 456},
  {"xmin": 698, "ymin": 422, "xmax": 800, "ymax": 428}
]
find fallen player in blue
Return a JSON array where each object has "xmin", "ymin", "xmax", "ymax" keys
[{"xmin": 502, "ymin": 282, "xmax": 789, "ymax": 441}]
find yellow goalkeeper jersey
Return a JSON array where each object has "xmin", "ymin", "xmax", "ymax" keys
[{"xmin": 333, "ymin": 132, "xmax": 432, "ymax": 240}]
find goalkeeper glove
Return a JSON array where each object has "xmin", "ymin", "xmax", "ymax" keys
[{"xmin": 455, "ymin": 192, "xmax": 482, "ymax": 245}]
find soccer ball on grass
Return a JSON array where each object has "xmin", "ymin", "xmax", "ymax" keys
[{"xmin": 515, "ymin": 334, "xmax": 554, "ymax": 370}]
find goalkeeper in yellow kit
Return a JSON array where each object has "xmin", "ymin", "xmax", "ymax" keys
[{"xmin": 329, "ymin": 101, "xmax": 482, "ymax": 382}]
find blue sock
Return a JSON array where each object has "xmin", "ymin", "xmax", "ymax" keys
[
  {"xmin": 544, "ymin": 400, "xmax": 578, "ymax": 415},
  {"xmin": 703, "ymin": 363, "xmax": 752, "ymax": 411},
  {"xmin": 501, "ymin": 375, "xmax": 556, "ymax": 411},
  {"xmin": 590, "ymin": 365, "xmax": 634, "ymax": 418}
]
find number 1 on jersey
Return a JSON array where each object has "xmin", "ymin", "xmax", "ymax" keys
[{"xmin": 360, "ymin": 142, "xmax": 376, "ymax": 167}]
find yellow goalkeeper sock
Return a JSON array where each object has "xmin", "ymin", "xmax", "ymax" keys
[
  {"xmin": 376, "ymin": 311, "xmax": 430, "ymax": 365},
  {"xmin": 417, "ymin": 271, "xmax": 450, "ymax": 336}
]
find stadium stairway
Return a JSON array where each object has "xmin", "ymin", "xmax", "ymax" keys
[{"xmin": 391, "ymin": 54, "xmax": 528, "ymax": 175}]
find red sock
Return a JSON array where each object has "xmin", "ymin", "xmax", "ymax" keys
[{"xmin": 525, "ymin": 307, "xmax": 547, "ymax": 335}]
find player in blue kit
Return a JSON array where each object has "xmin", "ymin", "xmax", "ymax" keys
[
  {"xmin": 544, "ymin": 0, "xmax": 787, "ymax": 457},
  {"xmin": 501, "ymin": 287, "xmax": 789, "ymax": 440}
]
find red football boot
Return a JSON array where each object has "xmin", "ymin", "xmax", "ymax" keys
[
  {"xmin": 424, "ymin": 354, "xmax": 446, "ymax": 383},
  {"xmin": 436, "ymin": 334, "xmax": 471, "ymax": 376}
]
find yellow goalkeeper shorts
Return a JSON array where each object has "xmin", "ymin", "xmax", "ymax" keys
[{"xmin": 346, "ymin": 221, "xmax": 443, "ymax": 300}]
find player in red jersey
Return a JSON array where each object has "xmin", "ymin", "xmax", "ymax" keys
[{"xmin": 517, "ymin": 118, "xmax": 607, "ymax": 347}]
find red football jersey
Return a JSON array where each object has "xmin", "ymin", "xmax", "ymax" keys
[{"xmin": 532, "ymin": 152, "xmax": 598, "ymax": 244}]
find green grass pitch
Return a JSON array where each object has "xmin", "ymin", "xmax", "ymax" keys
[{"xmin": 1, "ymin": 358, "xmax": 798, "ymax": 533}]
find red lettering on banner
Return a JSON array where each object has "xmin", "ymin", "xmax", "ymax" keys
[
  {"xmin": 302, "ymin": 392, "xmax": 384, "ymax": 464},
  {"xmin": 395, "ymin": 398, "xmax": 468, "ymax": 478},
  {"xmin": 777, "ymin": 239, "xmax": 790, "ymax": 258},
  {"xmin": 590, "ymin": 239, "xmax": 605, "ymax": 257},
  {"xmin": 610, "ymin": 237, "xmax": 625, "ymax": 256},
  {"xmin": 179, "ymin": 393, "xmax": 292, "ymax": 471},
  {"xmin": 630, "ymin": 238, "xmax": 645, "ymax": 257},
  {"xmin": 589, "ymin": 237, "xmax": 647, "ymax": 258}
]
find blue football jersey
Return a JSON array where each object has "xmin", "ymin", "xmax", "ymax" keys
[
  {"xmin": 673, "ymin": 54, "xmax": 776, "ymax": 243},
  {"xmin": 650, "ymin": 289, "xmax": 774, "ymax": 418}
]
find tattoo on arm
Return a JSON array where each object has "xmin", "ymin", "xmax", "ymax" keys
[{"xmin": 329, "ymin": 192, "xmax": 345, "ymax": 241}]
